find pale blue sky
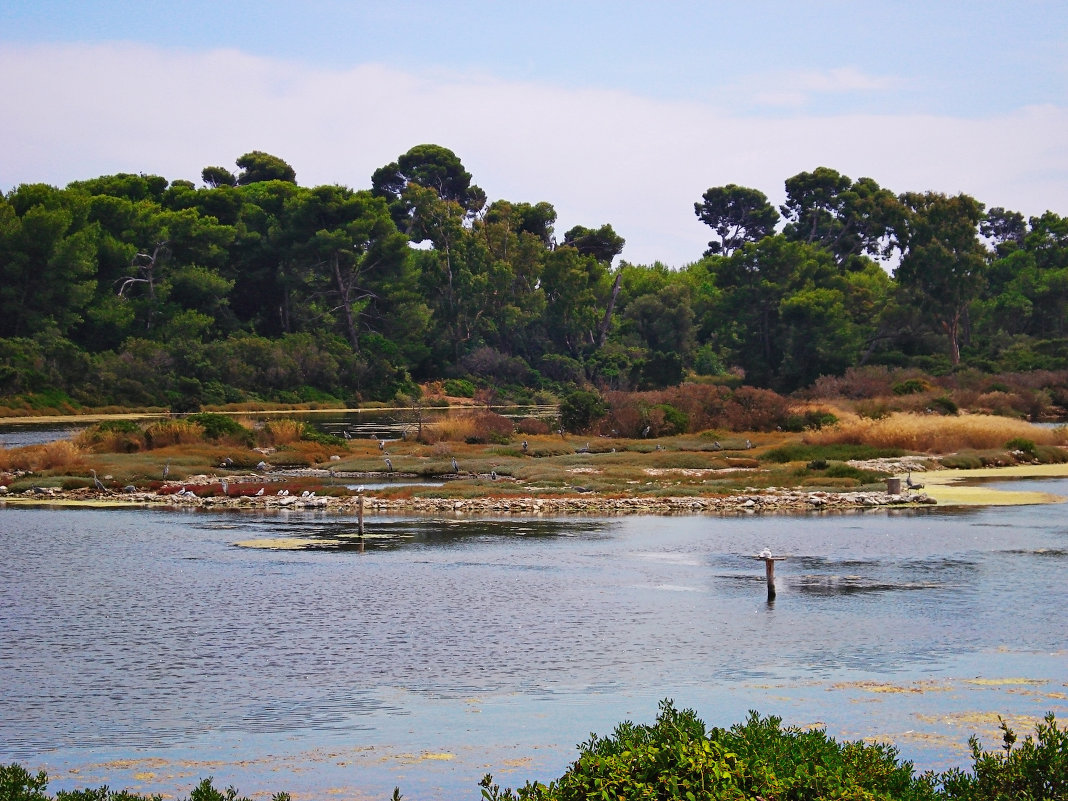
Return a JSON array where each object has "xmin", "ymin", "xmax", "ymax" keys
[{"xmin": 2, "ymin": 1, "xmax": 1066, "ymax": 264}]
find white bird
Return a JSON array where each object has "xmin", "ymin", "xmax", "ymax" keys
[
  {"xmin": 255, "ymin": 487, "xmax": 265, "ymax": 496},
  {"xmin": 745, "ymin": 439, "xmax": 754, "ymax": 449},
  {"xmin": 301, "ymin": 490, "xmax": 311, "ymax": 497},
  {"xmin": 378, "ymin": 440, "xmax": 385, "ymax": 450},
  {"xmin": 759, "ymin": 548, "xmax": 772, "ymax": 559},
  {"xmin": 356, "ymin": 485, "xmax": 365, "ymax": 494},
  {"xmin": 490, "ymin": 470, "xmax": 498, "ymax": 480},
  {"xmin": 521, "ymin": 440, "xmax": 528, "ymax": 452},
  {"xmin": 220, "ymin": 480, "xmax": 229, "ymax": 495}
]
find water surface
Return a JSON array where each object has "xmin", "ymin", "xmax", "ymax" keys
[{"xmin": 2, "ymin": 494, "xmax": 1066, "ymax": 799}]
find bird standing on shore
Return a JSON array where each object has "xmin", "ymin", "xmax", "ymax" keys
[
  {"xmin": 906, "ymin": 471, "xmax": 924, "ymax": 490},
  {"xmin": 90, "ymin": 469, "xmax": 105, "ymax": 491},
  {"xmin": 452, "ymin": 457, "xmax": 459, "ymax": 472}
]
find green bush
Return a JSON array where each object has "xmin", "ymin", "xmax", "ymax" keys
[
  {"xmin": 1004, "ymin": 437, "xmax": 1036, "ymax": 455},
  {"xmin": 444, "ymin": 378, "xmax": 476, "ymax": 398},
  {"xmin": 931, "ymin": 395, "xmax": 960, "ymax": 415},
  {"xmin": 559, "ymin": 389, "xmax": 607, "ymax": 433},
  {"xmin": 184, "ymin": 413, "xmax": 247, "ymax": 441},
  {"xmin": 0, "ymin": 767, "xmax": 290, "ymax": 801},
  {"xmin": 481, "ymin": 703, "xmax": 1067, "ymax": 801},
  {"xmin": 893, "ymin": 378, "xmax": 932, "ymax": 395}
]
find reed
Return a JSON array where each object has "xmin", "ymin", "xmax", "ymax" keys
[
  {"xmin": 421, "ymin": 410, "xmax": 514, "ymax": 443},
  {"xmin": 808, "ymin": 412, "xmax": 1068, "ymax": 453},
  {"xmin": 0, "ymin": 440, "xmax": 84, "ymax": 472},
  {"xmin": 143, "ymin": 420, "xmax": 204, "ymax": 448}
]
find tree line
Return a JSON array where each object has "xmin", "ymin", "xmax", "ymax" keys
[{"xmin": 1, "ymin": 145, "xmax": 1065, "ymax": 411}]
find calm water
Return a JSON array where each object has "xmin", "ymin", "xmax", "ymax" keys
[{"xmin": 2, "ymin": 494, "xmax": 1067, "ymax": 800}]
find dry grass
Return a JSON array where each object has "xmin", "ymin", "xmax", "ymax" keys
[
  {"xmin": 262, "ymin": 419, "xmax": 305, "ymax": 446},
  {"xmin": 807, "ymin": 412, "xmax": 1068, "ymax": 453},
  {"xmin": 143, "ymin": 420, "xmax": 205, "ymax": 448},
  {"xmin": 420, "ymin": 410, "xmax": 514, "ymax": 443},
  {"xmin": 0, "ymin": 440, "xmax": 84, "ymax": 472}
]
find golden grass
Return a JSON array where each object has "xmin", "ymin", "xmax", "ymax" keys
[
  {"xmin": 262, "ymin": 419, "xmax": 305, "ymax": 445},
  {"xmin": 0, "ymin": 440, "xmax": 84, "ymax": 472},
  {"xmin": 144, "ymin": 420, "xmax": 205, "ymax": 448},
  {"xmin": 420, "ymin": 410, "xmax": 514, "ymax": 443},
  {"xmin": 807, "ymin": 412, "xmax": 1067, "ymax": 453}
]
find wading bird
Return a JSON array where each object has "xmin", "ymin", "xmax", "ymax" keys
[
  {"xmin": 162, "ymin": 462, "xmax": 170, "ymax": 480},
  {"xmin": 385, "ymin": 457, "xmax": 393, "ymax": 472},
  {"xmin": 452, "ymin": 457, "xmax": 459, "ymax": 472},
  {"xmin": 521, "ymin": 440, "xmax": 528, "ymax": 452},
  {"xmin": 90, "ymin": 469, "xmax": 105, "ymax": 491},
  {"xmin": 906, "ymin": 471, "xmax": 924, "ymax": 490}
]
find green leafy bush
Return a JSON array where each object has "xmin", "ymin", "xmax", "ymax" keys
[
  {"xmin": 184, "ymin": 413, "xmax": 248, "ymax": 442},
  {"xmin": 444, "ymin": 378, "xmax": 476, "ymax": 398},
  {"xmin": 893, "ymin": 378, "xmax": 932, "ymax": 395},
  {"xmin": 559, "ymin": 389, "xmax": 607, "ymax": 433},
  {"xmin": 1004, "ymin": 437, "xmax": 1036, "ymax": 455}
]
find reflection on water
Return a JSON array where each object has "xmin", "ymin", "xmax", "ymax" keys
[
  {"xmin": 0, "ymin": 424, "xmax": 84, "ymax": 448},
  {"xmin": 2, "ymin": 492, "xmax": 1068, "ymax": 798}
]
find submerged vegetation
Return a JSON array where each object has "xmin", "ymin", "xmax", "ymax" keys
[{"xmin": 4, "ymin": 703, "xmax": 1065, "ymax": 800}]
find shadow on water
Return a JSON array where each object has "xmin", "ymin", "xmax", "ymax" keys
[{"xmin": 224, "ymin": 516, "xmax": 614, "ymax": 552}]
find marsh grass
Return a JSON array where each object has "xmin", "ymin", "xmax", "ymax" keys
[
  {"xmin": 0, "ymin": 440, "xmax": 83, "ymax": 473},
  {"xmin": 809, "ymin": 412, "xmax": 1068, "ymax": 453},
  {"xmin": 144, "ymin": 420, "xmax": 204, "ymax": 448},
  {"xmin": 420, "ymin": 410, "xmax": 515, "ymax": 444}
]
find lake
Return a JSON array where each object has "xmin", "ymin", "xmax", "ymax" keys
[{"xmin": 2, "ymin": 490, "xmax": 1067, "ymax": 799}]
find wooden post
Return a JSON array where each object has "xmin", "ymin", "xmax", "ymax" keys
[
  {"xmin": 764, "ymin": 557, "xmax": 776, "ymax": 600},
  {"xmin": 357, "ymin": 494, "xmax": 365, "ymax": 535}
]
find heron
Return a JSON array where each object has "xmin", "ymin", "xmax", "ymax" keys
[
  {"xmin": 490, "ymin": 470, "xmax": 498, "ymax": 481},
  {"xmin": 123, "ymin": 485, "xmax": 137, "ymax": 493},
  {"xmin": 452, "ymin": 457, "xmax": 459, "ymax": 473},
  {"xmin": 343, "ymin": 430, "xmax": 352, "ymax": 440},
  {"xmin": 759, "ymin": 548, "xmax": 772, "ymax": 559},
  {"xmin": 163, "ymin": 462, "xmax": 170, "ymax": 480},
  {"xmin": 655, "ymin": 443, "xmax": 663, "ymax": 451},
  {"xmin": 745, "ymin": 439, "xmax": 754, "ymax": 449},
  {"xmin": 220, "ymin": 479, "xmax": 229, "ymax": 495},
  {"xmin": 642, "ymin": 425, "xmax": 651, "ymax": 438},
  {"xmin": 90, "ymin": 469, "xmax": 105, "ymax": 491},
  {"xmin": 385, "ymin": 457, "xmax": 393, "ymax": 472},
  {"xmin": 521, "ymin": 440, "xmax": 528, "ymax": 453},
  {"xmin": 256, "ymin": 460, "xmax": 268, "ymax": 472},
  {"xmin": 378, "ymin": 440, "xmax": 385, "ymax": 450},
  {"xmin": 32, "ymin": 485, "xmax": 48, "ymax": 495},
  {"xmin": 906, "ymin": 471, "xmax": 924, "ymax": 490},
  {"xmin": 712, "ymin": 441, "xmax": 722, "ymax": 451},
  {"xmin": 220, "ymin": 456, "xmax": 233, "ymax": 468},
  {"xmin": 356, "ymin": 485, "xmax": 365, "ymax": 494},
  {"xmin": 577, "ymin": 442, "xmax": 590, "ymax": 453}
]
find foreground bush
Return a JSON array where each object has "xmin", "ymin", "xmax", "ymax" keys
[
  {"xmin": 482, "ymin": 701, "xmax": 1067, "ymax": 801},
  {"xmin": 4, "ymin": 706, "xmax": 1065, "ymax": 800}
]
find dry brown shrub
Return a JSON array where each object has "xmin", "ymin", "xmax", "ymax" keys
[
  {"xmin": 144, "ymin": 420, "xmax": 204, "ymax": 448},
  {"xmin": 976, "ymin": 391, "xmax": 1026, "ymax": 417},
  {"xmin": 807, "ymin": 411, "xmax": 1067, "ymax": 453},
  {"xmin": 723, "ymin": 386, "xmax": 789, "ymax": 431},
  {"xmin": 516, "ymin": 417, "xmax": 550, "ymax": 435}
]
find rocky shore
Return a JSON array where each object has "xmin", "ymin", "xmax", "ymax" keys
[{"xmin": 2, "ymin": 478, "xmax": 934, "ymax": 515}]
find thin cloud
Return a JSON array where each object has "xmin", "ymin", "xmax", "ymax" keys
[{"xmin": 1, "ymin": 43, "xmax": 1064, "ymax": 267}]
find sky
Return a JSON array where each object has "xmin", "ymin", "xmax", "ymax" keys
[{"xmin": 1, "ymin": 1, "xmax": 1066, "ymax": 266}]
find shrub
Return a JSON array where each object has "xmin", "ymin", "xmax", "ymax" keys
[
  {"xmin": 185, "ymin": 413, "xmax": 248, "ymax": 442},
  {"xmin": 931, "ymin": 395, "xmax": 960, "ymax": 415},
  {"xmin": 515, "ymin": 417, "xmax": 550, "ymax": 435},
  {"xmin": 894, "ymin": 378, "xmax": 932, "ymax": 395},
  {"xmin": 559, "ymin": 389, "xmax": 607, "ymax": 433},
  {"xmin": 1005, "ymin": 437, "xmax": 1037, "ymax": 456},
  {"xmin": 443, "ymin": 378, "xmax": 475, "ymax": 398}
]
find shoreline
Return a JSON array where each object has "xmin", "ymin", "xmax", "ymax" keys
[{"xmin": 3, "ymin": 463, "xmax": 1065, "ymax": 516}]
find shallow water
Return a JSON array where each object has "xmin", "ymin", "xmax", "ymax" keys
[{"xmin": 2, "ymin": 493, "xmax": 1067, "ymax": 799}]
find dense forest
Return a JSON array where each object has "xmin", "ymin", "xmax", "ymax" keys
[{"xmin": 1, "ymin": 144, "xmax": 1066, "ymax": 412}]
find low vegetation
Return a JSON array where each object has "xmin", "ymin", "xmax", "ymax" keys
[{"xmin": 4, "ymin": 703, "xmax": 1065, "ymax": 800}]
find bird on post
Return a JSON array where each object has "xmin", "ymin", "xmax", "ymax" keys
[{"xmin": 759, "ymin": 548, "xmax": 772, "ymax": 559}]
